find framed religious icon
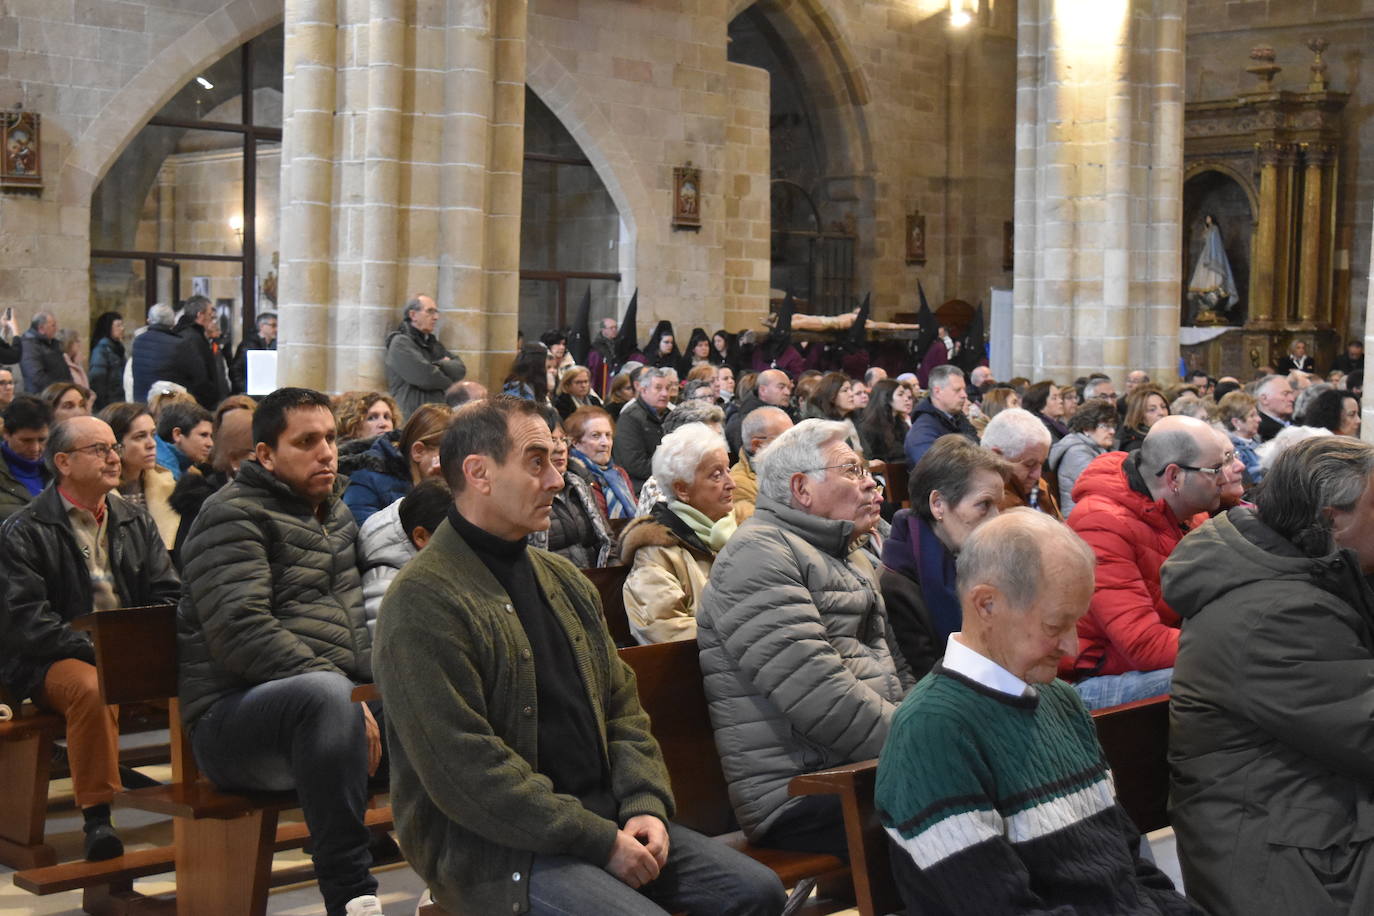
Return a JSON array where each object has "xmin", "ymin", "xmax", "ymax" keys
[
  {"xmin": 1, "ymin": 111, "xmax": 41, "ymax": 189},
  {"xmin": 673, "ymin": 164, "xmax": 701, "ymax": 228},
  {"xmin": 905, "ymin": 211, "xmax": 926, "ymax": 265}
]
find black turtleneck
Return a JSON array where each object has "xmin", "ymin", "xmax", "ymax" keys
[{"xmin": 446, "ymin": 506, "xmax": 615, "ymax": 820}]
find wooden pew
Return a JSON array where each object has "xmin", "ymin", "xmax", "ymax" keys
[
  {"xmin": 581, "ymin": 565, "xmax": 634, "ymax": 648},
  {"xmin": 883, "ymin": 460, "xmax": 910, "ymax": 509},
  {"xmin": 0, "ymin": 689, "xmax": 63, "ymax": 869},
  {"xmin": 1091, "ymin": 693, "xmax": 1171, "ymax": 833},
  {"xmin": 13, "ymin": 605, "xmax": 393, "ymax": 916},
  {"xmin": 622, "ymin": 640, "xmax": 857, "ymax": 910}
]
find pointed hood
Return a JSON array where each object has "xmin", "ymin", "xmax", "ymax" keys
[
  {"xmin": 567, "ymin": 287, "xmax": 592, "ymax": 366},
  {"xmin": 614, "ymin": 289, "xmax": 639, "ymax": 365},
  {"xmin": 915, "ymin": 281, "xmax": 937, "ymax": 356}
]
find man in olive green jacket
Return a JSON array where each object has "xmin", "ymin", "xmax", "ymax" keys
[{"xmin": 375, "ymin": 396, "xmax": 784, "ymax": 916}]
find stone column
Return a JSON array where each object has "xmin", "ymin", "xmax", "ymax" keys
[
  {"xmin": 278, "ymin": 0, "xmax": 528, "ymax": 394},
  {"xmin": 1012, "ymin": 0, "xmax": 1184, "ymax": 383}
]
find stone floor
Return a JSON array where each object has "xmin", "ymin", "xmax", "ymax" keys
[{"xmin": 1, "ymin": 741, "xmax": 1184, "ymax": 916}]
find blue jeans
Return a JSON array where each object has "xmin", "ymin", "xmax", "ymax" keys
[
  {"xmin": 1072, "ymin": 668, "xmax": 1173, "ymax": 711},
  {"xmin": 191, "ymin": 671, "xmax": 377, "ymax": 916},
  {"xmin": 527, "ymin": 821, "xmax": 786, "ymax": 916}
]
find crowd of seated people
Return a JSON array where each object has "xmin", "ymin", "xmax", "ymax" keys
[{"xmin": 7, "ymin": 296, "xmax": 1374, "ymax": 916}]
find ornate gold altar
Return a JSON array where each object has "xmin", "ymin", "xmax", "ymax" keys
[{"xmin": 1182, "ymin": 42, "xmax": 1348, "ymax": 378}]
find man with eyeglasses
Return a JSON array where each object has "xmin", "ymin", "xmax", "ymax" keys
[
  {"xmin": 1065, "ymin": 415, "xmax": 1224, "ymax": 710},
  {"xmin": 699, "ymin": 418, "xmax": 912, "ymax": 859},
  {"xmin": 0, "ymin": 366, "xmax": 17, "ymax": 412},
  {"xmin": 385, "ymin": 294, "xmax": 468, "ymax": 419},
  {"xmin": 0, "ymin": 415, "xmax": 180, "ymax": 861}
]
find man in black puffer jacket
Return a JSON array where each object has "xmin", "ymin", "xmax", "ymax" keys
[
  {"xmin": 0, "ymin": 415, "xmax": 180, "ymax": 860},
  {"xmin": 130, "ymin": 303, "xmax": 182, "ymax": 404},
  {"xmin": 178, "ymin": 388, "xmax": 383, "ymax": 916}
]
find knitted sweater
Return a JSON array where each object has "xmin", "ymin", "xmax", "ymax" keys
[{"xmin": 876, "ymin": 665, "xmax": 1199, "ymax": 915}]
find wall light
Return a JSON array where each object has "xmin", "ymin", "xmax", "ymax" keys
[
  {"xmin": 228, "ymin": 214, "xmax": 244, "ymax": 241},
  {"xmin": 949, "ymin": 1, "xmax": 972, "ymax": 27},
  {"xmin": 196, "ymin": 76, "xmax": 214, "ymax": 90}
]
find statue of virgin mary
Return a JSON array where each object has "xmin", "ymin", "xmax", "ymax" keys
[{"xmin": 1186, "ymin": 215, "xmax": 1240, "ymax": 325}]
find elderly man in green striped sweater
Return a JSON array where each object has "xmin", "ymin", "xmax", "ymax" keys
[{"xmin": 875, "ymin": 509, "xmax": 1201, "ymax": 915}]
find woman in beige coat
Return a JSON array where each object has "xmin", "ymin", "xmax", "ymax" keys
[{"xmin": 618, "ymin": 423, "xmax": 736, "ymax": 644}]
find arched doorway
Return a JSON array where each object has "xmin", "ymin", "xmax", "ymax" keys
[
  {"xmin": 518, "ymin": 89, "xmax": 623, "ymax": 337},
  {"xmin": 727, "ymin": 0, "xmax": 875, "ymax": 315},
  {"xmin": 89, "ymin": 26, "xmax": 283, "ymax": 354}
]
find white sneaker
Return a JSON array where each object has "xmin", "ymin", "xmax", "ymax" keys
[{"xmin": 344, "ymin": 895, "xmax": 385, "ymax": 916}]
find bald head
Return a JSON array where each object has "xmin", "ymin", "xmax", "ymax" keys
[
  {"xmin": 756, "ymin": 370, "xmax": 793, "ymax": 407},
  {"xmin": 742, "ymin": 406, "xmax": 793, "ymax": 457},
  {"xmin": 956, "ymin": 509, "xmax": 1096, "ymax": 684},
  {"xmin": 1140, "ymin": 415, "xmax": 1225, "ymax": 514}
]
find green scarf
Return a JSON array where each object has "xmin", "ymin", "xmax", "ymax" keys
[{"xmin": 669, "ymin": 500, "xmax": 738, "ymax": 552}]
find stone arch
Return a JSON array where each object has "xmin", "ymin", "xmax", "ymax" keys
[
  {"xmin": 727, "ymin": 0, "xmax": 875, "ymax": 180},
  {"xmin": 1183, "ymin": 160, "xmax": 1259, "ymax": 218},
  {"xmin": 525, "ymin": 37, "xmax": 656, "ymax": 308},
  {"xmin": 63, "ymin": 0, "xmax": 283, "ymax": 209}
]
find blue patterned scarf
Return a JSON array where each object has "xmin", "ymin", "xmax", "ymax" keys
[{"xmin": 570, "ymin": 448, "xmax": 637, "ymax": 519}]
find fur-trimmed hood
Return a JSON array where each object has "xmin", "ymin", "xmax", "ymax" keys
[{"xmin": 616, "ymin": 502, "xmax": 712, "ymax": 565}]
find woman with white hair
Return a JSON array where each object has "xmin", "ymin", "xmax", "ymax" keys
[
  {"xmin": 618, "ymin": 423, "xmax": 736, "ymax": 644},
  {"xmin": 982, "ymin": 407, "xmax": 1059, "ymax": 519}
]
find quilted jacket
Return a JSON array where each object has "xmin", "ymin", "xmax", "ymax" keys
[
  {"xmin": 697, "ymin": 496, "xmax": 911, "ymax": 839},
  {"xmin": 1066, "ymin": 450, "xmax": 1191, "ymax": 679},
  {"xmin": 176, "ymin": 459, "xmax": 371, "ymax": 732}
]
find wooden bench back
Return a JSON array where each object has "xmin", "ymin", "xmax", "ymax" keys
[
  {"xmin": 72, "ymin": 604, "xmax": 196, "ymax": 782},
  {"xmin": 1091, "ymin": 694, "xmax": 1170, "ymax": 834},
  {"xmin": 883, "ymin": 460, "xmax": 910, "ymax": 508},
  {"xmin": 618, "ymin": 640, "xmax": 736, "ymax": 837},
  {"xmin": 582, "ymin": 565, "xmax": 634, "ymax": 648}
]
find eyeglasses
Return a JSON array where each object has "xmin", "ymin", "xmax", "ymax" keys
[
  {"xmin": 0, "ymin": 380, "xmax": 13, "ymax": 387},
  {"xmin": 1157, "ymin": 462, "xmax": 1224, "ymax": 479},
  {"xmin": 63, "ymin": 442, "xmax": 123, "ymax": 459},
  {"xmin": 809, "ymin": 461, "xmax": 872, "ymax": 482}
]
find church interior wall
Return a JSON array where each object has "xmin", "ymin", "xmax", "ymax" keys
[{"xmin": 1187, "ymin": 0, "xmax": 1374, "ymax": 340}]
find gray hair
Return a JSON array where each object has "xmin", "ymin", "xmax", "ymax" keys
[
  {"xmin": 147, "ymin": 303, "xmax": 175, "ymax": 328},
  {"xmin": 755, "ymin": 418, "xmax": 851, "ymax": 508},
  {"xmin": 636, "ymin": 366, "xmax": 671, "ymax": 391},
  {"xmin": 1083, "ymin": 377, "xmax": 1113, "ymax": 399},
  {"xmin": 1257, "ymin": 425, "xmax": 1332, "ymax": 473},
  {"xmin": 663, "ymin": 400, "xmax": 724, "ymax": 435},
  {"xmin": 45, "ymin": 418, "xmax": 82, "ymax": 476},
  {"xmin": 980, "ymin": 408, "xmax": 1050, "ymax": 459},
  {"xmin": 1294, "ymin": 382, "xmax": 1334, "ymax": 424},
  {"xmin": 651, "ymin": 423, "xmax": 728, "ymax": 495},
  {"xmin": 1256, "ymin": 373, "xmax": 1288, "ymax": 400},
  {"xmin": 256, "ymin": 310, "xmax": 278, "ymax": 327},
  {"xmin": 681, "ymin": 379, "xmax": 715, "ymax": 402},
  {"xmin": 956, "ymin": 508, "xmax": 1095, "ymax": 607},
  {"xmin": 741, "ymin": 406, "xmax": 790, "ymax": 454},
  {"xmin": 404, "ymin": 297, "xmax": 425, "ymax": 320},
  {"xmin": 928, "ymin": 364, "xmax": 963, "ymax": 391},
  {"xmin": 1170, "ymin": 395, "xmax": 1214, "ymax": 422},
  {"xmin": 30, "ymin": 311, "xmax": 53, "ymax": 331},
  {"xmin": 1256, "ymin": 435, "xmax": 1374, "ymax": 556}
]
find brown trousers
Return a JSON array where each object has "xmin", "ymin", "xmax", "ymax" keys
[{"xmin": 37, "ymin": 658, "xmax": 122, "ymax": 809}]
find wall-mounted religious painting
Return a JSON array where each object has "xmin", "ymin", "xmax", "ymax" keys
[
  {"xmin": 673, "ymin": 164, "xmax": 701, "ymax": 228},
  {"xmin": 1, "ymin": 111, "xmax": 41, "ymax": 190},
  {"xmin": 905, "ymin": 211, "xmax": 926, "ymax": 265}
]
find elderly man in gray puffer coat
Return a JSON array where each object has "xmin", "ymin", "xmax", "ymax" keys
[{"xmin": 698, "ymin": 418, "xmax": 913, "ymax": 860}]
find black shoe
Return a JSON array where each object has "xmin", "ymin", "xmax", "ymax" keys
[
  {"xmin": 83, "ymin": 821, "xmax": 124, "ymax": 861},
  {"xmin": 368, "ymin": 831, "xmax": 403, "ymax": 867},
  {"xmin": 119, "ymin": 764, "xmax": 162, "ymax": 790}
]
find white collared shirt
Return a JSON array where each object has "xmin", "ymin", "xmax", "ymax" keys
[{"xmin": 943, "ymin": 634, "xmax": 1035, "ymax": 698}]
